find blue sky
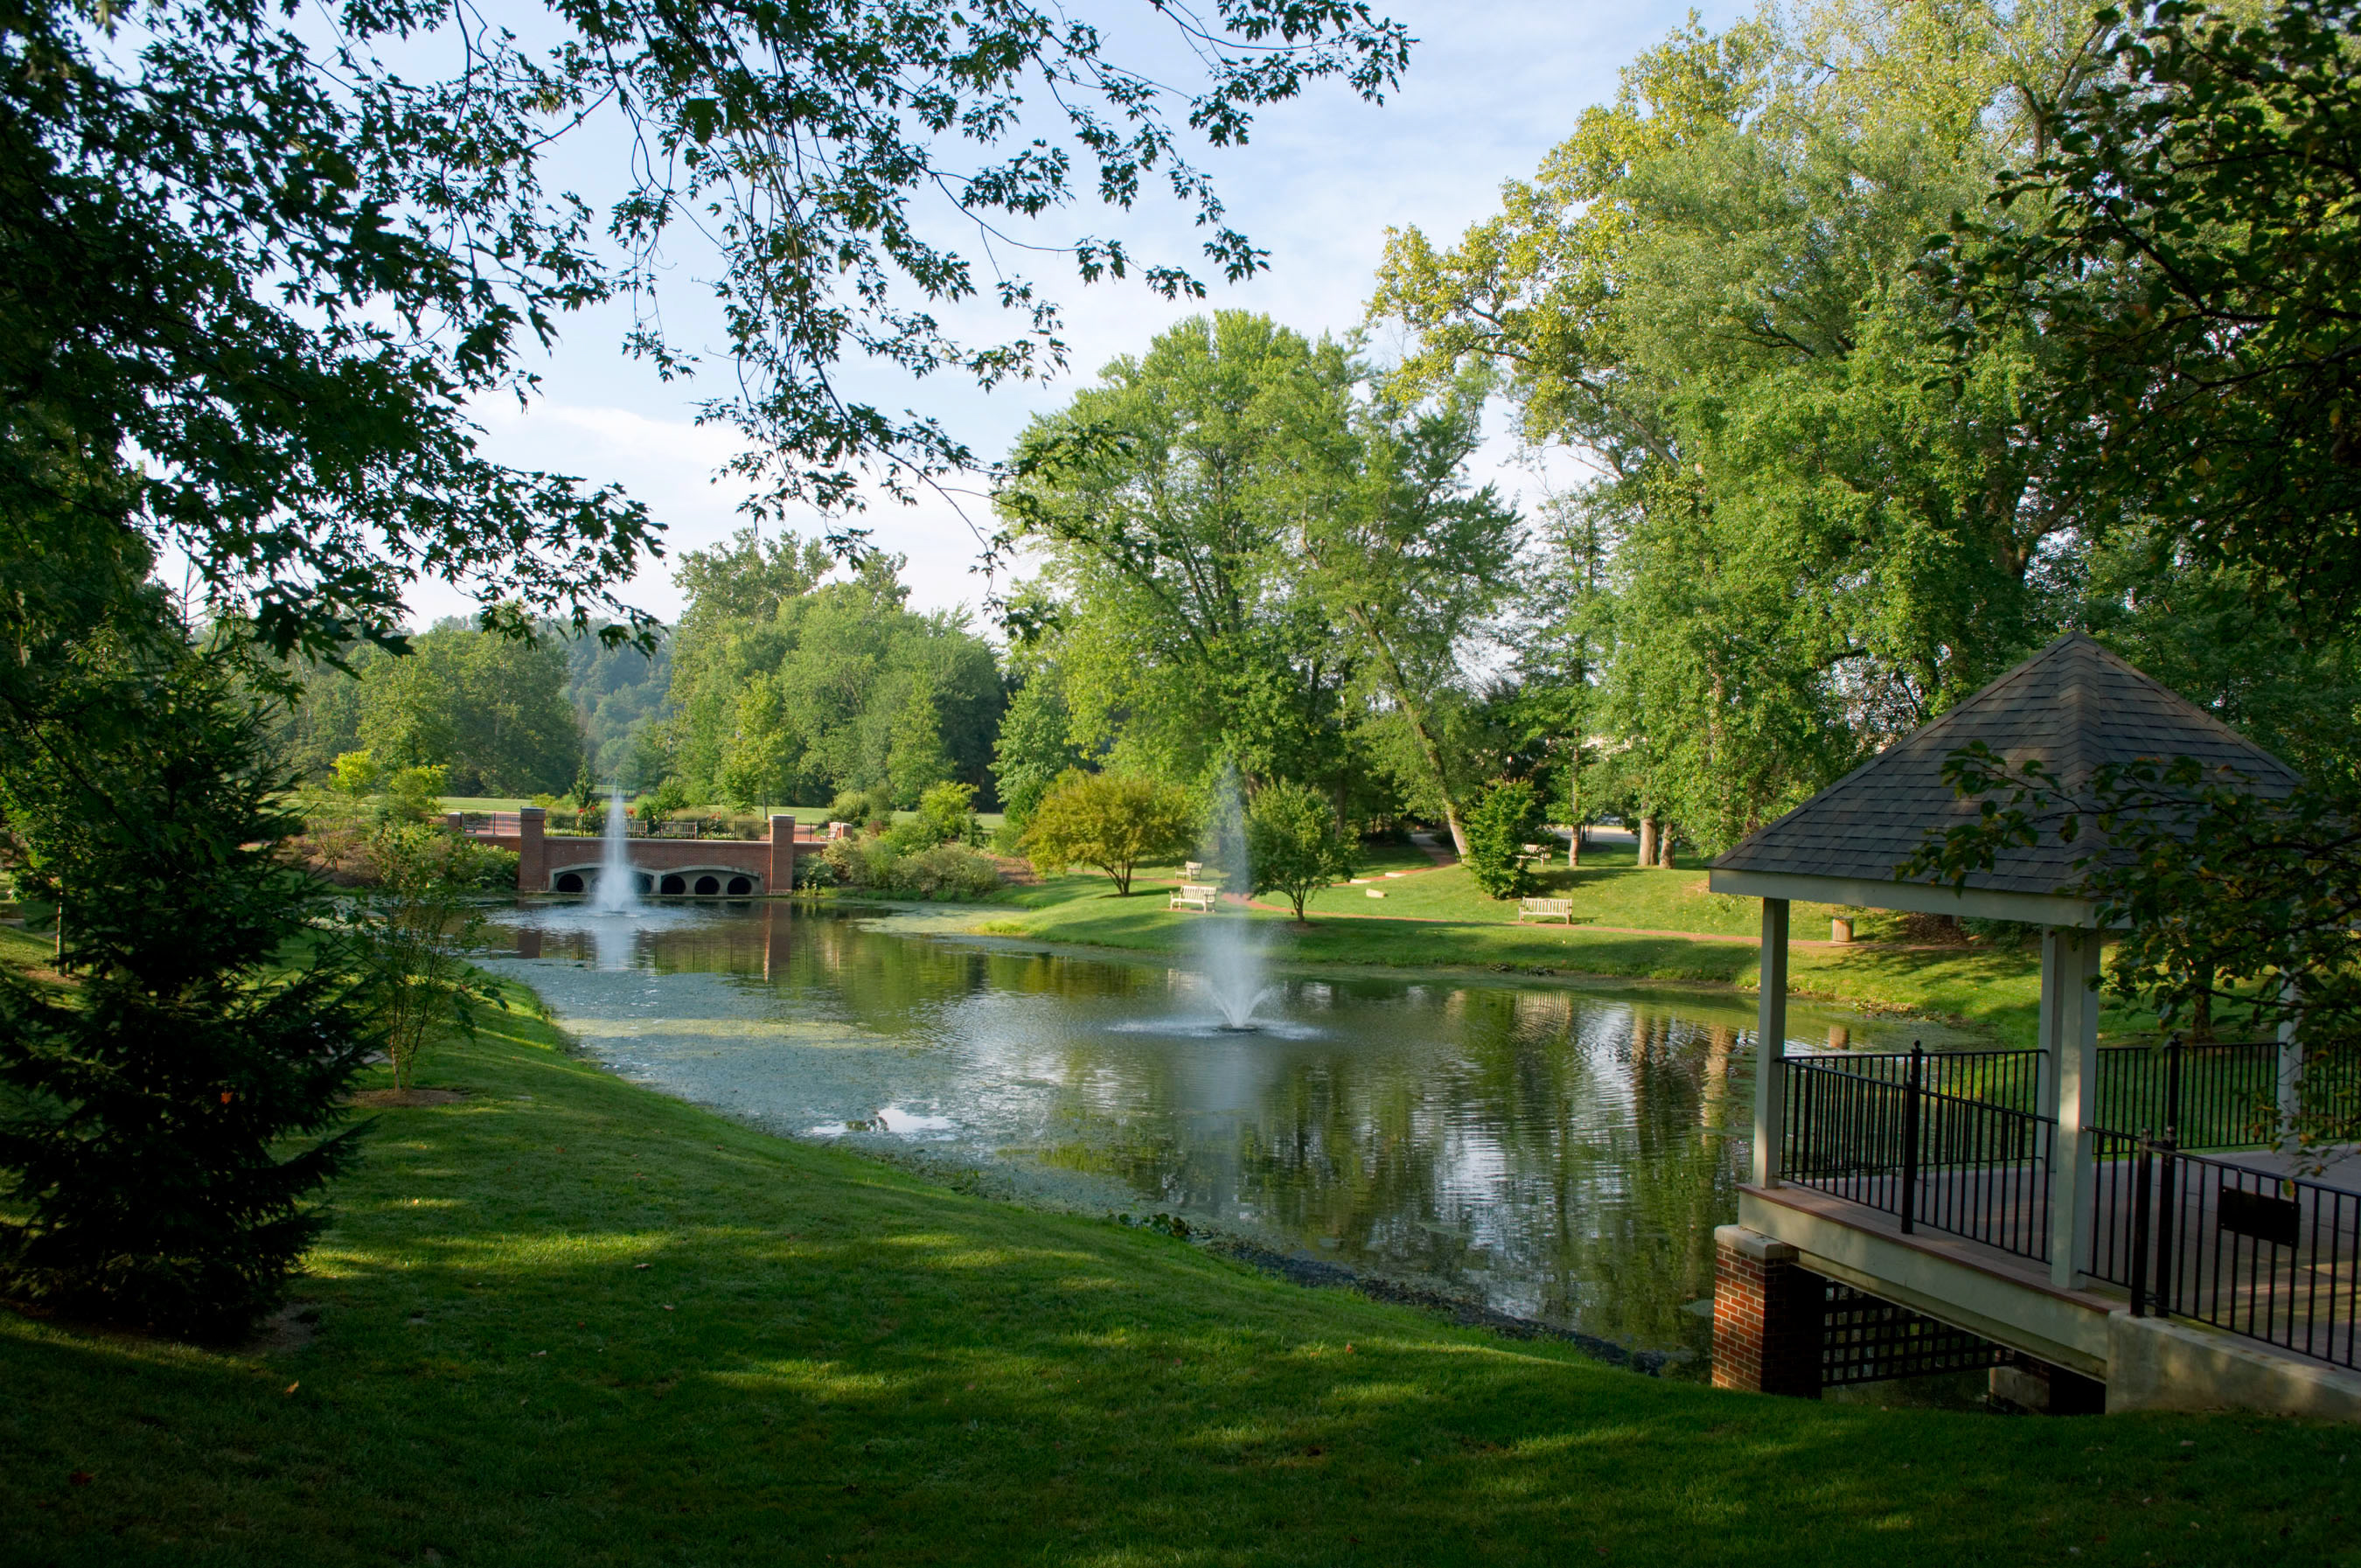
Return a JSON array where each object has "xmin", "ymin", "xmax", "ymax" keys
[{"xmin": 416, "ymin": 0, "xmax": 1746, "ymax": 632}]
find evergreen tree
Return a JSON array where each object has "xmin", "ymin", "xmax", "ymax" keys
[{"xmin": 0, "ymin": 624, "xmax": 372, "ymax": 1339}]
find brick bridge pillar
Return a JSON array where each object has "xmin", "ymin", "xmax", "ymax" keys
[
  {"xmin": 1712, "ymin": 1224, "xmax": 1824, "ymax": 1398},
  {"xmin": 769, "ymin": 815, "xmax": 797, "ymax": 892},
  {"xmin": 518, "ymin": 806, "xmax": 547, "ymax": 892}
]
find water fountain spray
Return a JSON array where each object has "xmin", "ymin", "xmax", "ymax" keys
[
  {"xmin": 1199, "ymin": 765, "xmax": 1271, "ymax": 1032},
  {"xmin": 593, "ymin": 788, "xmax": 643, "ymax": 915}
]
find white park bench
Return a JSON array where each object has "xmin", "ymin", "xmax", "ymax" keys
[
  {"xmin": 1515, "ymin": 896, "xmax": 1575, "ymax": 924},
  {"xmin": 1170, "ymin": 883, "xmax": 1219, "ymax": 912}
]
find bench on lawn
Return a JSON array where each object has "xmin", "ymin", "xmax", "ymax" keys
[
  {"xmin": 1170, "ymin": 883, "xmax": 1219, "ymax": 912},
  {"xmin": 1515, "ymin": 896, "xmax": 1574, "ymax": 924}
]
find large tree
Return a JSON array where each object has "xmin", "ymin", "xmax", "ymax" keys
[
  {"xmin": 4, "ymin": 0, "xmax": 1410, "ymax": 659},
  {"xmin": 1369, "ymin": 1, "xmax": 2090, "ymax": 850},
  {"xmin": 1298, "ymin": 375, "xmax": 1520, "ymax": 854},
  {"xmin": 1916, "ymin": 0, "xmax": 2361, "ymax": 1113},
  {"xmin": 1938, "ymin": 0, "xmax": 2361, "ymax": 634},
  {"xmin": 359, "ymin": 625, "xmax": 583, "ymax": 798},
  {"xmin": 997, "ymin": 313, "xmax": 1369, "ymax": 791},
  {"xmin": 998, "ymin": 311, "xmax": 1515, "ymax": 833}
]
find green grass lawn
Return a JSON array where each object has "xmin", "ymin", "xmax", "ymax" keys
[
  {"xmin": 1308, "ymin": 844, "xmax": 1801, "ymax": 935},
  {"xmin": 3, "ymin": 953, "xmax": 2352, "ymax": 1566},
  {"xmin": 976, "ymin": 849, "xmax": 2144, "ymax": 1051}
]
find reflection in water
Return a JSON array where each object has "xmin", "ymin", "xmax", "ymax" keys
[{"xmin": 486, "ymin": 903, "xmax": 1935, "ymax": 1369}]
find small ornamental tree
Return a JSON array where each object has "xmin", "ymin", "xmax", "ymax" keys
[
  {"xmin": 0, "ymin": 638, "xmax": 374, "ymax": 1340},
  {"xmin": 1020, "ymin": 770, "xmax": 1196, "ymax": 896},
  {"xmin": 331, "ymin": 749, "xmax": 380, "ymax": 796},
  {"xmin": 1245, "ymin": 782, "xmax": 1362, "ymax": 923},
  {"xmin": 360, "ymin": 824, "xmax": 506, "ymax": 1093},
  {"xmin": 1464, "ymin": 780, "xmax": 1546, "ymax": 900}
]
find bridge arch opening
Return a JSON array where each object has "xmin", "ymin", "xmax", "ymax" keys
[{"xmin": 554, "ymin": 872, "xmax": 584, "ymax": 894}]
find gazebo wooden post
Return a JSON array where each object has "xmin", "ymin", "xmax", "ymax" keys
[
  {"xmin": 2044, "ymin": 926, "xmax": 2102, "ymax": 1289},
  {"xmin": 1752, "ymin": 898, "xmax": 1791, "ymax": 1188}
]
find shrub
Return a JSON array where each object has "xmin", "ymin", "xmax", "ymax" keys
[
  {"xmin": 820, "ymin": 836, "xmax": 886, "ymax": 889},
  {"xmin": 895, "ymin": 843, "xmax": 1004, "ymax": 901},
  {"xmin": 829, "ymin": 784, "xmax": 895, "ymax": 826},
  {"xmin": 470, "ymin": 844, "xmax": 521, "ymax": 891},
  {"xmin": 637, "ymin": 775, "xmax": 690, "ymax": 828},
  {"xmin": 816, "ymin": 836, "xmax": 1000, "ymax": 900},
  {"xmin": 916, "ymin": 780, "xmax": 984, "ymax": 847},
  {"xmin": 379, "ymin": 763, "xmax": 448, "ymax": 822},
  {"xmin": 1465, "ymin": 780, "xmax": 1545, "ymax": 900},
  {"xmin": 879, "ymin": 817, "xmax": 937, "ymax": 854},
  {"xmin": 1246, "ymin": 781, "xmax": 1361, "ymax": 922},
  {"xmin": 1020, "ymin": 770, "xmax": 1196, "ymax": 896}
]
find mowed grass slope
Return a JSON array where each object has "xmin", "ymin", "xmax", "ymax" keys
[{"xmin": 3, "ymin": 955, "xmax": 2352, "ymax": 1566}]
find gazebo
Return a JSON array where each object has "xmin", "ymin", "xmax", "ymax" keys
[{"xmin": 1702, "ymin": 633, "xmax": 2357, "ymax": 1416}]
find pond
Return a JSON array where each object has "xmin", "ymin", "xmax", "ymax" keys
[{"xmin": 484, "ymin": 900, "xmax": 1962, "ymax": 1375}]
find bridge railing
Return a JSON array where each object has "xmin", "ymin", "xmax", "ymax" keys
[{"xmin": 540, "ymin": 815, "xmax": 794, "ymax": 841}]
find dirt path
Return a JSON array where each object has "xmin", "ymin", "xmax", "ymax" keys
[{"xmin": 1404, "ymin": 830, "xmax": 1458, "ymax": 867}]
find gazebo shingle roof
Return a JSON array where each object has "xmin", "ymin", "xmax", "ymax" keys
[{"xmin": 1710, "ymin": 632, "xmax": 2301, "ymax": 899}]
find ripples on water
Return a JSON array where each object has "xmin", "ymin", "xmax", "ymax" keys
[{"xmin": 486, "ymin": 900, "xmax": 1947, "ymax": 1371}]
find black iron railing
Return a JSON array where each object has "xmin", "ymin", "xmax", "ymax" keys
[
  {"xmin": 2098, "ymin": 1038, "xmax": 2361, "ymax": 1151},
  {"xmin": 2096, "ymin": 1134, "xmax": 2361, "ymax": 1372},
  {"xmin": 1785, "ymin": 1035, "xmax": 2361, "ymax": 1369},
  {"xmin": 1782, "ymin": 1047, "xmax": 2055, "ymax": 1263},
  {"xmin": 2098, "ymin": 1040, "xmax": 2276, "ymax": 1151}
]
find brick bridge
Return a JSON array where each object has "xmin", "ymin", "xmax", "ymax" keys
[{"xmin": 452, "ymin": 807, "xmax": 823, "ymax": 896}]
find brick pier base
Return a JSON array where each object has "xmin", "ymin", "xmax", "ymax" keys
[{"xmin": 1711, "ymin": 1224, "xmax": 1825, "ymax": 1398}]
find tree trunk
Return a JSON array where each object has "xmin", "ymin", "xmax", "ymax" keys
[
  {"xmin": 1658, "ymin": 826, "xmax": 1676, "ymax": 868},
  {"xmin": 1566, "ymin": 756, "xmax": 1581, "ymax": 868},
  {"xmin": 1350, "ymin": 611, "xmax": 1466, "ymax": 859},
  {"xmin": 1637, "ymin": 817, "xmax": 1656, "ymax": 867}
]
